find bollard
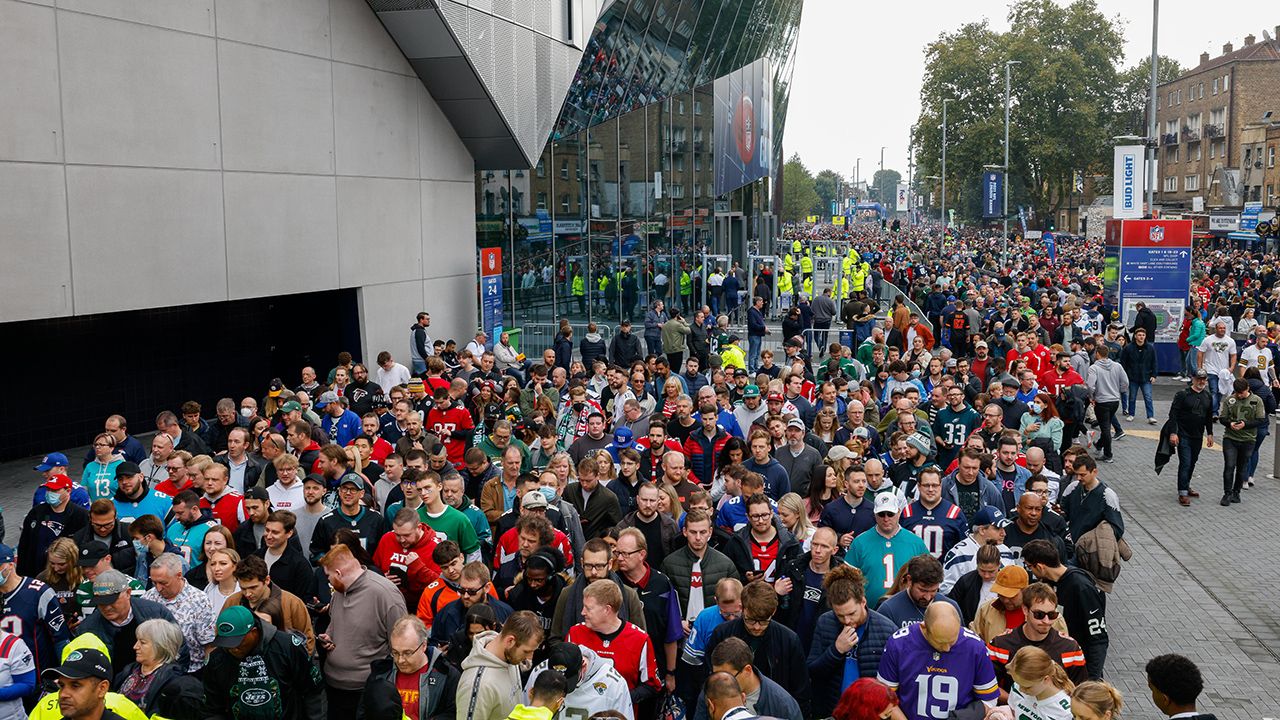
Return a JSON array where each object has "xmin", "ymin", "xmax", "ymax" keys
[{"xmin": 1272, "ymin": 416, "xmax": 1280, "ymax": 480}]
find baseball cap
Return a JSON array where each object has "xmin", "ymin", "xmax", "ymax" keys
[
  {"xmin": 742, "ymin": 385, "xmax": 761, "ymax": 399},
  {"xmin": 42, "ymin": 474, "xmax": 73, "ymax": 492},
  {"xmin": 521, "ymin": 490, "xmax": 549, "ymax": 510},
  {"xmin": 975, "ymin": 340, "xmax": 988, "ymax": 349},
  {"xmin": 41, "ymin": 648, "xmax": 112, "ymax": 683},
  {"xmin": 972, "ymin": 506, "xmax": 1010, "ymax": 528},
  {"xmin": 115, "ymin": 461, "xmax": 142, "ymax": 478},
  {"xmin": 34, "ymin": 452, "xmax": 69, "ymax": 472},
  {"xmin": 315, "ymin": 391, "xmax": 339, "ymax": 409},
  {"xmin": 1192, "ymin": 368, "xmax": 1208, "ymax": 379},
  {"xmin": 827, "ymin": 445, "xmax": 854, "ymax": 462},
  {"xmin": 213, "ymin": 605, "xmax": 258, "ymax": 648},
  {"xmin": 851, "ymin": 426, "xmax": 871, "ymax": 440},
  {"xmin": 726, "ymin": 334, "xmax": 740, "ymax": 344},
  {"xmin": 786, "ymin": 418, "xmax": 806, "ymax": 431},
  {"xmin": 280, "ymin": 400, "xmax": 303, "ymax": 413},
  {"xmin": 873, "ymin": 493, "xmax": 899, "ymax": 515},
  {"xmin": 767, "ymin": 392, "xmax": 786, "ymax": 403},
  {"xmin": 303, "ymin": 472, "xmax": 327, "ymax": 487},
  {"xmin": 337, "ymin": 472, "xmax": 364, "ymax": 489},
  {"xmin": 991, "ymin": 566, "xmax": 1029, "ymax": 598},
  {"xmin": 78, "ymin": 541, "xmax": 110, "ymax": 567},
  {"xmin": 546, "ymin": 642, "xmax": 583, "ymax": 691},
  {"xmin": 612, "ymin": 427, "xmax": 635, "ymax": 448},
  {"xmin": 0, "ymin": 544, "xmax": 14, "ymax": 564},
  {"xmin": 483, "ymin": 403, "xmax": 502, "ymax": 418},
  {"xmin": 87, "ymin": 569, "xmax": 132, "ymax": 605},
  {"xmin": 244, "ymin": 486, "xmax": 271, "ymax": 502},
  {"xmin": 783, "ymin": 337, "xmax": 803, "ymax": 349},
  {"xmin": 267, "ymin": 379, "xmax": 284, "ymax": 398}
]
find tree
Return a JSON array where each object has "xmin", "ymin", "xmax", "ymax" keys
[
  {"xmin": 782, "ymin": 154, "xmax": 819, "ymax": 223},
  {"xmin": 1114, "ymin": 55, "xmax": 1184, "ymax": 137},
  {"xmin": 873, "ymin": 169, "xmax": 902, "ymax": 212},
  {"xmin": 911, "ymin": 0, "xmax": 1141, "ymax": 226},
  {"xmin": 814, "ymin": 170, "xmax": 846, "ymax": 216}
]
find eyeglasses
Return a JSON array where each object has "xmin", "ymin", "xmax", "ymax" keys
[
  {"xmin": 459, "ymin": 584, "xmax": 488, "ymax": 596},
  {"xmin": 743, "ymin": 616, "xmax": 771, "ymax": 628},
  {"xmin": 613, "ymin": 548, "xmax": 642, "ymax": 559},
  {"xmin": 1031, "ymin": 609, "xmax": 1060, "ymax": 620},
  {"xmin": 581, "ymin": 563, "xmax": 609, "ymax": 572},
  {"xmin": 93, "ymin": 443, "xmax": 113, "ymax": 448},
  {"xmin": 390, "ymin": 642, "xmax": 424, "ymax": 660},
  {"xmin": 91, "ymin": 521, "xmax": 115, "ymax": 531}
]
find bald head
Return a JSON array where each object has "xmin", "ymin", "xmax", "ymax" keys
[
  {"xmin": 703, "ymin": 671, "xmax": 746, "ymax": 720},
  {"xmin": 1024, "ymin": 446, "xmax": 1045, "ymax": 464},
  {"xmin": 922, "ymin": 602, "xmax": 962, "ymax": 653}
]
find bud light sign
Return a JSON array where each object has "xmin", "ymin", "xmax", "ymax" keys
[{"xmin": 1113, "ymin": 145, "xmax": 1145, "ymax": 219}]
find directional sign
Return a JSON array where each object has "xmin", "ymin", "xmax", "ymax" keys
[
  {"xmin": 480, "ymin": 247, "xmax": 504, "ymax": 344},
  {"xmin": 1105, "ymin": 219, "xmax": 1192, "ymax": 371}
]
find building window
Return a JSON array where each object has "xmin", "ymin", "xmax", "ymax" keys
[
  {"xmin": 560, "ymin": 194, "xmax": 570, "ymax": 213},
  {"xmin": 1185, "ymin": 175, "xmax": 1199, "ymax": 191},
  {"xmin": 1198, "ymin": 82, "xmax": 1204, "ymax": 98},
  {"xmin": 536, "ymin": 162, "xmax": 545, "ymax": 178},
  {"xmin": 675, "ymin": 154, "xmax": 685, "ymax": 172},
  {"xmin": 1168, "ymin": 91, "xmax": 1174, "ymax": 106},
  {"xmin": 1193, "ymin": 143, "xmax": 1202, "ymax": 161},
  {"xmin": 560, "ymin": 159, "xmax": 569, "ymax": 180},
  {"xmin": 1270, "ymin": 146, "xmax": 1276, "ymax": 168},
  {"xmin": 1187, "ymin": 113, "xmax": 1201, "ymax": 132},
  {"xmin": 1269, "ymin": 184, "xmax": 1276, "ymax": 202},
  {"xmin": 1223, "ymin": 74, "xmax": 1230, "ymax": 91},
  {"xmin": 1177, "ymin": 89, "xmax": 1182, "ymax": 104},
  {"xmin": 677, "ymin": 100, "xmax": 685, "ymax": 115},
  {"xmin": 1164, "ymin": 176, "xmax": 1177, "ymax": 192},
  {"xmin": 694, "ymin": 100, "xmax": 703, "ymax": 115},
  {"xmin": 1166, "ymin": 145, "xmax": 1178, "ymax": 164},
  {"xmin": 1245, "ymin": 147, "xmax": 1253, "ymax": 165}
]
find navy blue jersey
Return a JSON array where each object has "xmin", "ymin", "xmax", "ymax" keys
[
  {"xmin": 899, "ymin": 500, "xmax": 970, "ymax": 559},
  {"xmin": 1, "ymin": 577, "xmax": 69, "ymax": 676}
]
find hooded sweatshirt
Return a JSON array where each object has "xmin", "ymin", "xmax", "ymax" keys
[
  {"xmin": 525, "ymin": 646, "xmax": 633, "ymax": 719},
  {"xmin": 457, "ymin": 631, "xmax": 523, "ymax": 720},
  {"xmin": 1085, "ymin": 357, "xmax": 1128, "ymax": 403}
]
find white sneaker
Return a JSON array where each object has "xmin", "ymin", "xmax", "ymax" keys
[
  {"xmin": 1124, "ymin": 414, "xmax": 1135, "ymax": 422},
  {"xmin": 1148, "ymin": 418, "xmax": 1158, "ymax": 425},
  {"xmin": 1247, "ymin": 477, "xmax": 1256, "ymax": 488}
]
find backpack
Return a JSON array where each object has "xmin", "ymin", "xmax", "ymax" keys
[{"xmin": 1057, "ymin": 385, "xmax": 1087, "ymax": 425}]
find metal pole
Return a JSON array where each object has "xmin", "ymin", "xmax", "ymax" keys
[
  {"xmin": 1146, "ymin": 0, "xmax": 1159, "ymax": 215},
  {"xmin": 942, "ymin": 99, "xmax": 949, "ymax": 228},
  {"xmin": 1003, "ymin": 61, "xmax": 1014, "ymax": 267}
]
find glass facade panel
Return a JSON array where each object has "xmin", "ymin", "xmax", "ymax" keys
[{"xmin": 478, "ymin": 0, "xmax": 802, "ymax": 351}]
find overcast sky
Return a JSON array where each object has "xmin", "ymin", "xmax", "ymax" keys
[{"xmin": 783, "ymin": 0, "xmax": 1274, "ymax": 182}]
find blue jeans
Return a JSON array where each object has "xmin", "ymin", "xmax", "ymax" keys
[
  {"xmin": 1248, "ymin": 422, "xmax": 1270, "ymax": 479},
  {"xmin": 1183, "ymin": 348, "xmax": 1197, "ymax": 376},
  {"xmin": 748, "ymin": 335, "xmax": 762, "ymax": 372},
  {"xmin": 1126, "ymin": 381, "xmax": 1154, "ymax": 419},
  {"xmin": 1175, "ymin": 432, "xmax": 1203, "ymax": 495}
]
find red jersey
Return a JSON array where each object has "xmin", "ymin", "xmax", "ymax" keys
[
  {"xmin": 154, "ymin": 477, "xmax": 194, "ymax": 497},
  {"xmin": 1035, "ymin": 367, "xmax": 1084, "ymax": 396},
  {"xmin": 349, "ymin": 436, "xmax": 395, "ymax": 464},
  {"xmin": 1011, "ymin": 344, "xmax": 1052, "ymax": 375},
  {"xmin": 567, "ymin": 622, "xmax": 661, "ymax": 696},
  {"xmin": 749, "ymin": 533, "xmax": 781, "ymax": 581},
  {"xmin": 426, "ymin": 405, "xmax": 474, "ymax": 465},
  {"xmin": 200, "ymin": 491, "xmax": 246, "ymax": 532},
  {"xmin": 425, "ymin": 376, "xmax": 451, "ymax": 394},
  {"xmin": 493, "ymin": 526, "xmax": 574, "ymax": 570}
]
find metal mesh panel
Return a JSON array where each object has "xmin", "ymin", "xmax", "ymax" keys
[{"xmin": 366, "ymin": 0, "xmax": 435, "ymax": 11}]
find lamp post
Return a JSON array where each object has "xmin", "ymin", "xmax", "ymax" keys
[
  {"xmin": 1146, "ymin": 0, "xmax": 1159, "ymax": 215},
  {"xmin": 941, "ymin": 99, "xmax": 951, "ymax": 228},
  {"xmin": 1003, "ymin": 60, "xmax": 1021, "ymax": 267}
]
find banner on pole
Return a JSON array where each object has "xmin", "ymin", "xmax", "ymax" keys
[
  {"xmin": 1113, "ymin": 145, "xmax": 1145, "ymax": 219},
  {"xmin": 982, "ymin": 172, "xmax": 1004, "ymax": 219}
]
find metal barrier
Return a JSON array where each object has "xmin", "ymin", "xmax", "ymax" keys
[{"xmin": 519, "ymin": 322, "xmax": 614, "ymax": 353}]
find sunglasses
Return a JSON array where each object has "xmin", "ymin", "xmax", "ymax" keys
[{"xmin": 1031, "ymin": 609, "xmax": 1060, "ymax": 621}]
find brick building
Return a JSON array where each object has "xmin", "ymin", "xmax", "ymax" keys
[{"xmin": 1153, "ymin": 28, "xmax": 1280, "ymax": 209}]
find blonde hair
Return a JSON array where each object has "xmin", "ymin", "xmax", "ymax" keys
[
  {"xmin": 1008, "ymin": 646, "xmax": 1074, "ymax": 694},
  {"xmin": 42, "ymin": 538, "xmax": 83, "ymax": 590},
  {"xmin": 778, "ymin": 492, "xmax": 814, "ymax": 539},
  {"xmin": 1071, "ymin": 682, "xmax": 1123, "ymax": 719},
  {"xmin": 187, "ymin": 454, "xmax": 214, "ymax": 474},
  {"xmin": 656, "ymin": 483, "xmax": 683, "ymax": 519}
]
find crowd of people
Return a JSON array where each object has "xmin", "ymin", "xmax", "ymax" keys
[{"xmin": 2, "ymin": 220, "xmax": 1257, "ymax": 720}]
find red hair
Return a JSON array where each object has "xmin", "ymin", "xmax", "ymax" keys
[{"xmin": 833, "ymin": 678, "xmax": 899, "ymax": 720}]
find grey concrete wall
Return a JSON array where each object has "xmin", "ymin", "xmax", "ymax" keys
[{"xmin": 0, "ymin": 0, "xmax": 476, "ymax": 362}]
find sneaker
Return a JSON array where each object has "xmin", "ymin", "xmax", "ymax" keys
[
  {"xmin": 1114, "ymin": 430, "xmax": 1127, "ymax": 440},
  {"xmin": 1246, "ymin": 477, "xmax": 1255, "ymax": 488},
  {"xmin": 1124, "ymin": 414, "xmax": 1135, "ymax": 422},
  {"xmin": 1221, "ymin": 493, "xmax": 1232, "ymax": 506},
  {"xmin": 1231, "ymin": 491, "xmax": 1242, "ymax": 504},
  {"xmin": 1148, "ymin": 418, "xmax": 1158, "ymax": 425},
  {"xmin": 1179, "ymin": 495, "xmax": 1191, "ymax": 506},
  {"xmin": 1102, "ymin": 455, "xmax": 1115, "ymax": 463}
]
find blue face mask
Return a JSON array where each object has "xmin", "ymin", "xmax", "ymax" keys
[
  {"xmin": 133, "ymin": 539, "xmax": 147, "ymax": 555},
  {"xmin": 44, "ymin": 490, "xmax": 63, "ymax": 506},
  {"xmin": 539, "ymin": 487, "xmax": 556, "ymax": 503}
]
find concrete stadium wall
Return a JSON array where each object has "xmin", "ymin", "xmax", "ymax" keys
[{"xmin": 0, "ymin": 0, "xmax": 477, "ymax": 362}]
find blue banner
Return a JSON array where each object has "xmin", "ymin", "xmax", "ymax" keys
[
  {"xmin": 982, "ymin": 172, "xmax": 1004, "ymax": 219},
  {"xmin": 1043, "ymin": 232, "xmax": 1056, "ymax": 264},
  {"xmin": 481, "ymin": 274, "xmax": 503, "ymax": 341}
]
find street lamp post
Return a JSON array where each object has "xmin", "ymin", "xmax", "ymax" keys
[
  {"xmin": 1146, "ymin": 0, "xmax": 1159, "ymax": 214},
  {"xmin": 1003, "ymin": 60, "xmax": 1021, "ymax": 267},
  {"xmin": 941, "ymin": 98, "xmax": 951, "ymax": 228}
]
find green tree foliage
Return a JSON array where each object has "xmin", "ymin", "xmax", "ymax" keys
[
  {"xmin": 873, "ymin": 170, "xmax": 903, "ymax": 212},
  {"xmin": 782, "ymin": 153, "xmax": 820, "ymax": 222},
  {"xmin": 912, "ymin": 0, "xmax": 1179, "ymax": 227},
  {"xmin": 814, "ymin": 170, "xmax": 846, "ymax": 215},
  {"xmin": 1115, "ymin": 55, "xmax": 1184, "ymax": 136}
]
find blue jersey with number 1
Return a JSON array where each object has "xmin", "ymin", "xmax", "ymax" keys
[
  {"xmin": 844, "ymin": 527, "xmax": 929, "ymax": 608},
  {"xmin": 877, "ymin": 624, "xmax": 998, "ymax": 720}
]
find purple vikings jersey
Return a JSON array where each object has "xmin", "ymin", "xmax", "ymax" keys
[{"xmin": 877, "ymin": 624, "xmax": 998, "ymax": 720}]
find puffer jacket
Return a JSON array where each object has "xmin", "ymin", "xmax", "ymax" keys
[
  {"xmin": 579, "ymin": 333, "xmax": 607, "ymax": 368},
  {"xmin": 660, "ymin": 544, "xmax": 739, "ymax": 612},
  {"xmin": 805, "ymin": 608, "xmax": 897, "ymax": 718}
]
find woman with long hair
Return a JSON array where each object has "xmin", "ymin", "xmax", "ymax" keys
[
  {"xmin": 1005, "ymin": 646, "xmax": 1075, "ymax": 720},
  {"xmin": 203, "ymin": 547, "xmax": 242, "ymax": 612},
  {"xmin": 1021, "ymin": 393, "xmax": 1064, "ymax": 450},
  {"xmin": 38, "ymin": 538, "xmax": 83, "ymax": 624},
  {"xmin": 660, "ymin": 376, "xmax": 684, "ymax": 418},
  {"xmin": 812, "ymin": 407, "xmax": 839, "ymax": 444},
  {"xmin": 806, "ymin": 462, "xmax": 841, "ymax": 521},
  {"xmin": 82, "ymin": 433, "xmax": 122, "ymax": 499},
  {"xmin": 778, "ymin": 493, "xmax": 816, "ymax": 551},
  {"xmin": 184, "ymin": 524, "xmax": 235, "ymax": 589}
]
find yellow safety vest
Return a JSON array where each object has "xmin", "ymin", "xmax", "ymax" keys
[
  {"xmin": 721, "ymin": 344, "xmax": 747, "ymax": 370},
  {"xmin": 572, "ymin": 275, "xmax": 584, "ymax": 296},
  {"xmin": 800, "ymin": 256, "xmax": 814, "ymax": 274},
  {"xmin": 783, "ymin": 253, "xmax": 794, "ymax": 272},
  {"xmin": 680, "ymin": 272, "xmax": 693, "ymax": 295},
  {"xmin": 777, "ymin": 271, "xmax": 793, "ymax": 293},
  {"xmin": 851, "ymin": 267, "xmax": 867, "ymax": 291},
  {"xmin": 803, "ymin": 276, "xmax": 813, "ymax": 296},
  {"xmin": 792, "ymin": 239, "xmax": 802, "ymax": 254},
  {"xmin": 598, "ymin": 275, "xmax": 609, "ymax": 291}
]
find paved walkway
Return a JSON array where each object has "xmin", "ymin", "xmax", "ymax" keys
[{"xmin": 3, "ymin": 383, "xmax": 1279, "ymax": 716}]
